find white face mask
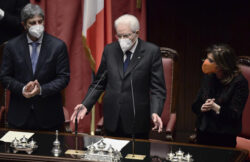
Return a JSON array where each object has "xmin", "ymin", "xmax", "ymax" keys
[
  {"xmin": 118, "ymin": 38, "xmax": 133, "ymax": 52},
  {"xmin": 28, "ymin": 24, "xmax": 44, "ymax": 38}
]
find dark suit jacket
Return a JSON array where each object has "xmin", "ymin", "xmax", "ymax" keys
[
  {"xmin": 82, "ymin": 39, "xmax": 166, "ymax": 134},
  {"xmin": 0, "ymin": 32, "xmax": 70, "ymax": 129},
  {"xmin": 192, "ymin": 74, "xmax": 249, "ymax": 136},
  {"xmin": 0, "ymin": 0, "xmax": 29, "ymax": 44}
]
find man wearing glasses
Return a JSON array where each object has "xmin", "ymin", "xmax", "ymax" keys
[{"xmin": 71, "ymin": 14, "xmax": 166, "ymax": 139}]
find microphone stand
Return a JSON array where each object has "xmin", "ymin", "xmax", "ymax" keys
[
  {"xmin": 75, "ymin": 112, "xmax": 79, "ymax": 152},
  {"xmin": 131, "ymin": 79, "xmax": 136, "ymax": 157},
  {"xmin": 125, "ymin": 77, "xmax": 145, "ymax": 160},
  {"xmin": 72, "ymin": 71, "xmax": 107, "ymax": 154},
  {"xmin": 64, "ymin": 104, "xmax": 82, "ymax": 156}
]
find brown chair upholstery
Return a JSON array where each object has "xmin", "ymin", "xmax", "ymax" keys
[
  {"xmin": 236, "ymin": 56, "xmax": 250, "ymax": 160},
  {"xmin": 150, "ymin": 47, "xmax": 178, "ymax": 141},
  {"xmin": 160, "ymin": 47, "xmax": 178, "ymax": 140}
]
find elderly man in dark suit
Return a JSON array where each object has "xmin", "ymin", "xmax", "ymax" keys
[
  {"xmin": 71, "ymin": 14, "xmax": 166, "ymax": 139},
  {"xmin": 0, "ymin": 3, "xmax": 70, "ymax": 131}
]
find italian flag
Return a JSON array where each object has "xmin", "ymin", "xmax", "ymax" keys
[
  {"xmin": 82, "ymin": 0, "xmax": 112, "ymax": 134},
  {"xmin": 82, "ymin": 0, "xmax": 112, "ymax": 72}
]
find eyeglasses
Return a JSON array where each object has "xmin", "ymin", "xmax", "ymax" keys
[{"xmin": 116, "ymin": 32, "xmax": 135, "ymax": 39}]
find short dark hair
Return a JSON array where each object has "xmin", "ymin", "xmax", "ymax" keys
[{"xmin": 21, "ymin": 3, "xmax": 44, "ymax": 24}]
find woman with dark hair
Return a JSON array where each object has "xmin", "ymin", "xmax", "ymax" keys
[{"xmin": 192, "ymin": 44, "xmax": 249, "ymax": 147}]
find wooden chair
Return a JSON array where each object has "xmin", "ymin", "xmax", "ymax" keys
[
  {"xmin": 236, "ymin": 56, "xmax": 250, "ymax": 160},
  {"xmin": 150, "ymin": 47, "xmax": 178, "ymax": 141}
]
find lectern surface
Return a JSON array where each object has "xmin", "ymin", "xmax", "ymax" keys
[{"xmin": 0, "ymin": 129, "xmax": 247, "ymax": 162}]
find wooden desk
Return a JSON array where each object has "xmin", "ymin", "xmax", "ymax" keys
[{"xmin": 0, "ymin": 129, "xmax": 247, "ymax": 162}]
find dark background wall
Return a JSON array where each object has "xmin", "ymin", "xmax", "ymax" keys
[{"xmin": 147, "ymin": 0, "xmax": 250, "ymax": 140}]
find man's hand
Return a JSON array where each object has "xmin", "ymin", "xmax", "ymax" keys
[
  {"xmin": 71, "ymin": 104, "xmax": 87, "ymax": 123},
  {"xmin": 22, "ymin": 80, "xmax": 41, "ymax": 98},
  {"xmin": 24, "ymin": 81, "xmax": 36, "ymax": 92},
  {"xmin": 34, "ymin": 80, "xmax": 41, "ymax": 95},
  {"xmin": 152, "ymin": 113, "xmax": 163, "ymax": 133}
]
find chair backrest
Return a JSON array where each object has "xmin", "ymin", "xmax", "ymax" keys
[
  {"xmin": 160, "ymin": 47, "xmax": 179, "ymax": 127},
  {"xmin": 238, "ymin": 56, "xmax": 250, "ymax": 139}
]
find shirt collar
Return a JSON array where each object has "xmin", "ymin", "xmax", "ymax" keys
[{"xmin": 27, "ymin": 33, "xmax": 44, "ymax": 44}]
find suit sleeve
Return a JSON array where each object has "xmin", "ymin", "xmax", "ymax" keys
[
  {"xmin": 218, "ymin": 78, "xmax": 249, "ymax": 122},
  {"xmin": 82, "ymin": 48, "xmax": 107, "ymax": 111},
  {"xmin": 0, "ymin": 44, "xmax": 25, "ymax": 96},
  {"xmin": 40, "ymin": 42, "xmax": 70, "ymax": 97},
  {"xmin": 150, "ymin": 47, "xmax": 166, "ymax": 116}
]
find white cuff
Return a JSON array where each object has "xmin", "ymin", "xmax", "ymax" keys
[
  {"xmin": 0, "ymin": 9, "xmax": 5, "ymax": 20},
  {"xmin": 39, "ymin": 86, "xmax": 42, "ymax": 95},
  {"xmin": 22, "ymin": 86, "xmax": 26, "ymax": 94}
]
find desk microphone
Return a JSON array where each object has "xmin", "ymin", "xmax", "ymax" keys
[
  {"xmin": 130, "ymin": 77, "xmax": 136, "ymax": 157},
  {"xmin": 74, "ymin": 70, "xmax": 107, "ymax": 150}
]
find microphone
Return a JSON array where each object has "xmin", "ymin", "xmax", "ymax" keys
[
  {"xmin": 75, "ymin": 70, "xmax": 107, "ymax": 120},
  {"xmin": 125, "ymin": 71, "xmax": 146, "ymax": 160},
  {"xmin": 74, "ymin": 70, "xmax": 107, "ymax": 150},
  {"xmin": 130, "ymin": 76, "xmax": 136, "ymax": 157}
]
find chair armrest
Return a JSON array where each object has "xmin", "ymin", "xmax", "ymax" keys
[
  {"xmin": 95, "ymin": 117, "xmax": 104, "ymax": 135},
  {"xmin": 64, "ymin": 120, "xmax": 72, "ymax": 132},
  {"xmin": 164, "ymin": 113, "xmax": 176, "ymax": 141},
  {"xmin": 236, "ymin": 136, "xmax": 250, "ymax": 160},
  {"xmin": 166, "ymin": 113, "xmax": 176, "ymax": 132}
]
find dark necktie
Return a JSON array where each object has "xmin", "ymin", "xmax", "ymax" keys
[
  {"xmin": 123, "ymin": 51, "xmax": 132, "ymax": 73},
  {"xmin": 31, "ymin": 42, "xmax": 39, "ymax": 74}
]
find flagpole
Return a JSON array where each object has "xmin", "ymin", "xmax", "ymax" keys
[{"xmin": 90, "ymin": 105, "xmax": 95, "ymax": 135}]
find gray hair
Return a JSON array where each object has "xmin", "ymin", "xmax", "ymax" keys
[
  {"xmin": 21, "ymin": 3, "xmax": 44, "ymax": 23},
  {"xmin": 114, "ymin": 14, "xmax": 140, "ymax": 32}
]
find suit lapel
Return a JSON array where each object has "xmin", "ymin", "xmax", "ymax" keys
[
  {"xmin": 113, "ymin": 42, "xmax": 124, "ymax": 78},
  {"xmin": 124, "ymin": 39, "xmax": 144, "ymax": 78},
  {"xmin": 34, "ymin": 33, "xmax": 48, "ymax": 76},
  {"xmin": 21, "ymin": 34, "xmax": 33, "ymax": 75}
]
